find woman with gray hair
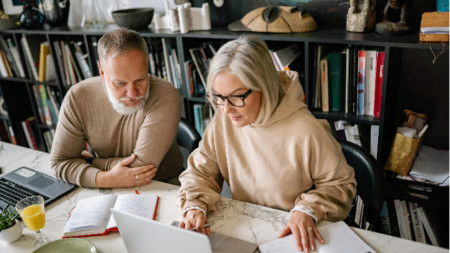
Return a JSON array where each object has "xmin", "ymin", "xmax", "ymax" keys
[{"xmin": 176, "ymin": 36, "xmax": 356, "ymax": 253}]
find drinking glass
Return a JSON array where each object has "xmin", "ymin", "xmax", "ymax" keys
[{"xmin": 15, "ymin": 195, "xmax": 53, "ymax": 250}]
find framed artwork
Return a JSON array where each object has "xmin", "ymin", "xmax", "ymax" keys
[{"xmin": 2, "ymin": 0, "xmax": 26, "ymax": 15}]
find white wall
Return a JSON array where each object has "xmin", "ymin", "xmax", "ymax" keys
[{"xmin": 129, "ymin": 0, "xmax": 168, "ymax": 15}]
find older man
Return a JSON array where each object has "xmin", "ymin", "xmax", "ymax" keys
[{"xmin": 51, "ymin": 29, "xmax": 183, "ymax": 188}]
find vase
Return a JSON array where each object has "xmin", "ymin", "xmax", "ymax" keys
[
  {"xmin": 39, "ymin": 0, "xmax": 70, "ymax": 27},
  {"xmin": 0, "ymin": 220, "xmax": 23, "ymax": 243},
  {"xmin": 19, "ymin": 1, "xmax": 45, "ymax": 29}
]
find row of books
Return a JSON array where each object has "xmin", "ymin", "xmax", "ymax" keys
[
  {"xmin": 186, "ymin": 42, "xmax": 220, "ymax": 97},
  {"xmin": 32, "ymin": 84, "xmax": 61, "ymax": 127},
  {"xmin": 334, "ymin": 120, "xmax": 379, "ymax": 159},
  {"xmin": 146, "ymin": 38, "xmax": 182, "ymax": 90},
  {"xmin": 52, "ymin": 39, "xmax": 93, "ymax": 87},
  {"xmin": 184, "ymin": 42, "xmax": 302, "ymax": 98},
  {"xmin": 269, "ymin": 43, "xmax": 302, "ymax": 71},
  {"xmin": 0, "ymin": 36, "xmax": 26, "ymax": 78},
  {"xmin": 312, "ymin": 45, "xmax": 385, "ymax": 117},
  {"xmin": 193, "ymin": 103, "xmax": 212, "ymax": 137},
  {"xmin": 0, "ymin": 119, "xmax": 15, "ymax": 144},
  {"xmin": 346, "ymin": 195, "xmax": 368, "ymax": 230},
  {"xmin": 381, "ymin": 200, "xmax": 442, "ymax": 247}
]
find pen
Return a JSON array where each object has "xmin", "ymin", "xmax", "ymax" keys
[{"xmin": 189, "ymin": 223, "xmax": 212, "ymax": 231}]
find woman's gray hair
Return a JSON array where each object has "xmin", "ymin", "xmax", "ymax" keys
[
  {"xmin": 97, "ymin": 28, "xmax": 148, "ymax": 63},
  {"xmin": 206, "ymin": 35, "xmax": 284, "ymax": 124}
]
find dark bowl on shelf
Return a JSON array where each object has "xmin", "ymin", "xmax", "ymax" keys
[{"xmin": 111, "ymin": 8, "xmax": 154, "ymax": 30}]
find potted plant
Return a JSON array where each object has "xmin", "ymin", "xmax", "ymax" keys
[{"xmin": 0, "ymin": 204, "xmax": 22, "ymax": 243}]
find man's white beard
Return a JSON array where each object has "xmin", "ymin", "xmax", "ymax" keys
[{"xmin": 105, "ymin": 83, "xmax": 150, "ymax": 115}]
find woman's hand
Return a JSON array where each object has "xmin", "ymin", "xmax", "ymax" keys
[
  {"xmin": 279, "ymin": 211, "xmax": 324, "ymax": 253},
  {"xmin": 179, "ymin": 209, "xmax": 210, "ymax": 236}
]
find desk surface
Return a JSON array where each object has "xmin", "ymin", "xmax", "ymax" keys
[{"xmin": 0, "ymin": 141, "xmax": 447, "ymax": 253}]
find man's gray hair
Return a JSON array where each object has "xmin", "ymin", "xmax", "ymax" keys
[{"xmin": 97, "ymin": 28, "xmax": 148, "ymax": 63}]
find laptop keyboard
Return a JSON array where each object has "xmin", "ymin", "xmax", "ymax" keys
[{"xmin": 0, "ymin": 178, "xmax": 48, "ymax": 207}]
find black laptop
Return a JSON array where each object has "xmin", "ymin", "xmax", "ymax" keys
[{"xmin": 0, "ymin": 166, "xmax": 75, "ymax": 212}]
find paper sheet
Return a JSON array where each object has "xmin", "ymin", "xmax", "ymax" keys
[{"xmin": 258, "ymin": 221, "xmax": 376, "ymax": 253}]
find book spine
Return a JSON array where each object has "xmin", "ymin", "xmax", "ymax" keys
[
  {"xmin": 373, "ymin": 51, "xmax": 385, "ymax": 117},
  {"xmin": 408, "ymin": 202, "xmax": 426, "ymax": 243},
  {"xmin": 328, "ymin": 52, "xmax": 342, "ymax": 112},
  {"xmin": 364, "ymin": 50, "xmax": 377, "ymax": 116},
  {"xmin": 21, "ymin": 36, "xmax": 39, "ymax": 80},
  {"xmin": 416, "ymin": 206, "xmax": 439, "ymax": 246},
  {"xmin": 356, "ymin": 50, "xmax": 366, "ymax": 115},
  {"xmin": 320, "ymin": 57, "xmax": 329, "ymax": 112}
]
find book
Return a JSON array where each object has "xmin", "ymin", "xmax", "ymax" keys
[
  {"xmin": 272, "ymin": 43, "xmax": 301, "ymax": 70},
  {"xmin": 344, "ymin": 124, "xmax": 361, "ymax": 146},
  {"xmin": 189, "ymin": 47, "xmax": 208, "ymax": 88},
  {"xmin": 21, "ymin": 117, "xmax": 39, "ymax": 150},
  {"xmin": 327, "ymin": 51, "xmax": 342, "ymax": 112},
  {"xmin": 259, "ymin": 221, "xmax": 376, "ymax": 253},
  {"xmin": 320, "ymin": 56, "xmax": 329, "ymax": 112},
  {"xmin": 0, "ymin": 36, "xmax": 20, "ymax": 77},
  {"xmin": 73, "ymin": 41, "xmax": 93, "ymax": 79},
  {"xmin": 6, "ymin": 38, "xmax": 25, "ymax": 78},
  {"xmin": 393, "ymin": 199, "xmax": 412, "ymax": 240},
  {"xmin": 0, "ymin": 49, "xmax": 9, "ymax": 77},
  {"xmin": 370, "ymin": 125, "xmax": 379, "ymax": 158},
  {"xmin": 416, "ymin": 206, "xmax": 439, "ymax": 246},
  {"xmin": 349, "ymin": 47, "xmax": 358, "ymax": 114},
  {"xmin": 21, "ymin": 35, "xmax": 45, "ymax": 80},
  {"xmin": 63, "ymin": 193, "xmax": 159, "ymax": 238},
  {"xmin": 364, "ymin": 50, "xmax": 377, "ymax": 116},
  {"xmin": 38, "ymin": 42, "xmax": 50, "ymax": 82},
  {"xmin": 356, "ymin": 50, "xmax": 366, "ymax": 115},
  {"xmin": 373, "ymin": 51, "xmax": 385, "ymax": 117},
  {"xmin": 408, "ymin": 202, "xmax": 426, "ymax": 243}
]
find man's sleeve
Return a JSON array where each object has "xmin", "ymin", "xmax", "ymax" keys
[
  {"xmin": 50, "ymin": 90, "xmax": 101, "ymax": 187},
  {"xmin": 129, "ymin": 86, "xmax": 181, "ymax": 168}
]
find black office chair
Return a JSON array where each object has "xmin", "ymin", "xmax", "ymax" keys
[
  {"xmin": 337, "ymin": 139, "xmax": 384, "ymax": 231},
  {"xmin": 177, "ymin": 118, "xmax": 201, "ymax": 169}
]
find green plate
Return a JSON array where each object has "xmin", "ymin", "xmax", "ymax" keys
[{"xmin": 32, "ymin": 238, "xmax": 97, "ymax": 253}]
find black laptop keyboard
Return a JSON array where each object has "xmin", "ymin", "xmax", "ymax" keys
[{"xmin": 0, "ymin": 178, "xmax": 48, "ymax": 207}]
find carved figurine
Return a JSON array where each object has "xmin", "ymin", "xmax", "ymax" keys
[
  {"xmin": 346, "ymin": 0, "xmax": 376, "ymax": 32},
  {"xmin": 375, "ymin": 0, "xmax": 411, "ymax": 35}
]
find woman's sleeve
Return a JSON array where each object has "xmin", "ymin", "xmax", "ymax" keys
[
  {"xmin": 294, "ymin": 125, "xmax": 357, "ymax": 222},
  {"xmin": 176, "ymin": 118, "xmax": 223, "ymax": 213}
]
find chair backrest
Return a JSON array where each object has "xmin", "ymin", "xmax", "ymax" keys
[
  {"xmin": 177, "ymin": 118, "xmax": 201, "ymax": 168},
  {"xmin": 337, "ymin": 139, "xmax": 384, "ymax": 229}
]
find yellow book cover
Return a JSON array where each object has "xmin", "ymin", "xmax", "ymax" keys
[{"xmin": 38, "ymin": 42, "xmax": 50, "ymax": 82}]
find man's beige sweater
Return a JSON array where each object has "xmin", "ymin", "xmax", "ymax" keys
[{"xmin": 51, "ymin": 75, "xmax": 183, "ymax": 187}]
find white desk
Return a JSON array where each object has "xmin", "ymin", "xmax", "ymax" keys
[{"xmin": 0, "ymin": 141, "xmax": 447, "ymax": 253}]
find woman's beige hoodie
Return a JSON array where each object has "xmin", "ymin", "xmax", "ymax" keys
[{"xmin": 177, "ymin": 71, "xmax": 356, "ymax": 222}]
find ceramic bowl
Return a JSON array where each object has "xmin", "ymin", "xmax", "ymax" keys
[{"xmin": 111, "ymin": 8, "xmax": 154, "ymax": 30}]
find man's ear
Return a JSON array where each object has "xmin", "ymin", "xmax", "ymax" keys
[{"xmin": 98, "ymin": 61, "xmax": 104, "ymax": 80}]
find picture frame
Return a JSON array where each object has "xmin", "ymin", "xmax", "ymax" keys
[{"xmin": 2, "ymin": 0, "xmax": 26, "ymax": 15}]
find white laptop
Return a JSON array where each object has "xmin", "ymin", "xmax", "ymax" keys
[{"xmin": 111, "ymin": 208, "xmax": 258, "ymax": 253}]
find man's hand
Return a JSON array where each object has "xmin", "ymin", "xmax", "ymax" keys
[
  {"xmin": 179, "ymin": 209, "xmax": 210, "ymax": 236},
  {"xmin": 95, "ymin": 154, "xmax": 157, "ymax": 188},
  {"xmin": 279, "ymin": 211, "xmax": 324, "ymax": 253}
]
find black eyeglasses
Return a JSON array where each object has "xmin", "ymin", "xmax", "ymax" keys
[{"xmin": 212, "ymin": 89, "xmax": 253, "ymax": 107}]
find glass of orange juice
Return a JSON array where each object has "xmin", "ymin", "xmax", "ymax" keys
[{"xmin": 15, "ymin": 195, "xmax": 53, "ymax": 250}]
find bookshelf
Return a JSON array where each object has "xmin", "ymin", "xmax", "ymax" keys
[{"xmin": 0, "ymin": 24, "xmax": 448, "ymax": 247}]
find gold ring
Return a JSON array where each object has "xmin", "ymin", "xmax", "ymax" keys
[
  {"xmin": 136, "ymin": 174, "xmax": 139, "ymax": 180},
  {"xmin": 308, "ymin": 227, "xmax": 313, "ymax": 231}
]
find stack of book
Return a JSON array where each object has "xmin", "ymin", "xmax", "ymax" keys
[
  {"xmin": 419, "ymin": 12, "xmax": 449, "ymax": 42},
  {"xmin": 311, "ymin": 45, "xmax": 385, "ymax": 117}
]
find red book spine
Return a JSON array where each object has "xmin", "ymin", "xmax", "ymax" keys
[{"xmin": 374, "ymin": 51, "xmax": 385, "ymax": 117}]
